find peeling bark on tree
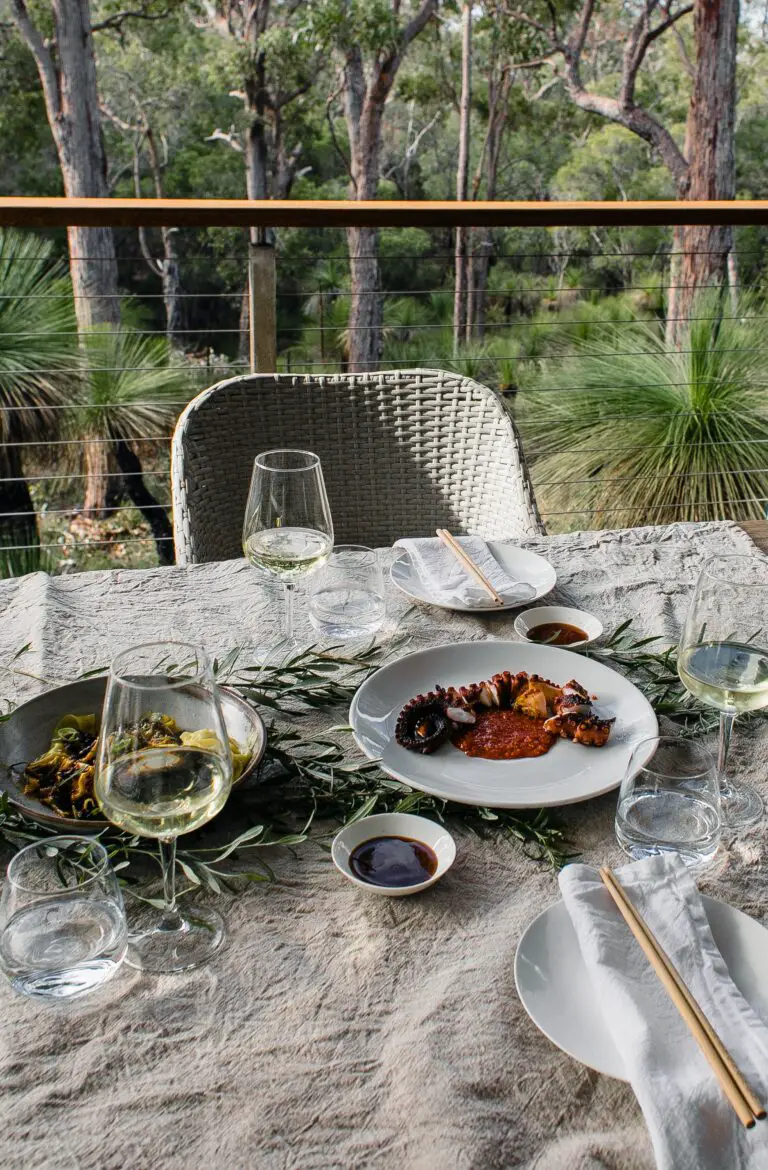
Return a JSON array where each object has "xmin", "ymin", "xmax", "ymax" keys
[
  {"xmin": 516, "ymin": 0, "xmax": 737, "ymax": 340},
  {"xmin": 677, "ymin": 0, "xmax": 739, "ymax": 321}
]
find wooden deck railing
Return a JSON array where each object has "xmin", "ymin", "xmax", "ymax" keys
[{"xmin": 1, "ymin": 196, "xmax": 768, "ymax": 229}]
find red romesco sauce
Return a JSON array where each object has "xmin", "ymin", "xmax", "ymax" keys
[{"xmin": 451, "ymin": 708, "xmax": 556, "ymax": 760}]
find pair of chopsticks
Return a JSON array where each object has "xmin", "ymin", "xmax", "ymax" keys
[
  {"xmin": 435, "ymin": 529, "xmax": 504, "ymax": 606},
  {"xmin": 599, "ymin": 866, "xmax": 765, "ymax": 1129}
]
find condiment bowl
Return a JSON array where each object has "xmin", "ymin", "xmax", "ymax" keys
[
  {"xmin": 514, "ymin": 605, "xmax": 603, "ymax": 649},
  {"xmin": 331, "ymin": 812, "xmax": 456, "ymax": 897}
]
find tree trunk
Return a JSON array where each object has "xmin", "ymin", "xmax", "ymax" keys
[
  {"xmin": 470, "ymin": 67, "xmax": 510, "ymax": 340},
  {"xmin": 453, "ymin": 1, "xmax": 472, "ymax": 354},
  {"xmin": 160, "ymin": 234, "xmax": 185, "ymax": 344},
  {"xmin": 344, "ymin": 49, "xmax": 384, "ymax": 372},
  {"xmin": 472, "ymin": 236, "xmax": 494, "ymax": 339},
  {"xmin": 341, "ymin": 5, "xmax": 436, "ymax": 370},
  {"xmin": 676, "ymin": 0, "xmax": 739, "ymax": 326},
  {"xmin": 0, "ymin": 448, "xmax": 39, "ymax": 560},
  {"xmin": 113, "ymin": 440, "xmax": 175, "ymax": 565},
  {"xmin": 346, "ymin": 227, "xmax": 381, "ymax": 371},
  {"xmin": 83, "ymin": 441, "xmax": 110, "ymax": 515},
  {"xmin": 143, "ymin": 126, "xmax": 185, "ymax": 345},
  {"xmin": 12, "ymin": 0, "xmax": 122, "ymax": 516}
]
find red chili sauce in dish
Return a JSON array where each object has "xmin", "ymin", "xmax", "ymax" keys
[{"xmin": 451, "ymin": 708, "xmax": 556, "ymax": 760}]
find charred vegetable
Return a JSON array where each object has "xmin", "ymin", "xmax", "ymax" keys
[{"xmin": 21, "ymin": 711, "xmax": 251, "ymax": 821}]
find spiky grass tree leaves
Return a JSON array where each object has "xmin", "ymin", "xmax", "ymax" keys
[
  {"xmin": 0, "ymin": 230, "xmax": 77, "ymax": 566},
  {"xmin": 71, "ymin": 328, "xmax": 193, "ymax": 563},
  {"xmin": 518, "ymin": 293, "xmax": 768, "ymax": 530}
]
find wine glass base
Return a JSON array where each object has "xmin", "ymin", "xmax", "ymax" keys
[
  {"xmin": 720, "ymin": 783, "xmax": 764, "ymax": 831},
  {"xmin": 126, "ymin": 907, "xmax": 226, "ymax": 974},
  {"xmin": 248, "ymin": 635, "xmax": 306, "ymax": 667}
]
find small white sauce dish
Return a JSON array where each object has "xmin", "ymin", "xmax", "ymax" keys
[
  {"xmin": 513, "ymin": 604, "xmax": 603, "ymax": 649},
  {"xmin": 331, "ymin": 811, "xmax": 456, "ymax": 897}
]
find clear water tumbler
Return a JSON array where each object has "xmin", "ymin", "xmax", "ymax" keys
[
  {"xmin": 308, "ymin": 545, "xmax": 386, "ymax": 639},
  {"xmin": 615, "ymin": 736, "xmax": 721, "ymax": 869},
  {"xmin": 0, "ymin": 836, "xmax": 127, "ymax": 1000}
]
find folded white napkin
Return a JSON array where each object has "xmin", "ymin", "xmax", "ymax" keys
[
  {"xmin": 393, "ymin": 535, "xmax": 533, "ymax": 607},
  {"xmin": 560, "ymin": 855, "xmax": 768, "ymax": 1170}
]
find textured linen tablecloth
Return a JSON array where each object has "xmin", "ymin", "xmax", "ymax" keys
[{"xmin": 0, "ymin": 521, "xmax": 767, "ymax": 1170}]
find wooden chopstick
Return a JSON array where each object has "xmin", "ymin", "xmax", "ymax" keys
[
  {"xmin": 599, "ymin": 866, "xmax": 765, "ymax": 1129},
  {"xmin": 435, "ymin": 528, "xmax": 504, "ymax": 606}
]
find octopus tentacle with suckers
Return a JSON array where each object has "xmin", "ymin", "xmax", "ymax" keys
[{"xmin": 395, "ymin": 671, "xmax": 613, "ymax": 755}]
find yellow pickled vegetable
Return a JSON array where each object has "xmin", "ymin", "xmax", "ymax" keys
[{"xmin": 180, "ymin": 730, "xmax": 250, "ymax": 781}]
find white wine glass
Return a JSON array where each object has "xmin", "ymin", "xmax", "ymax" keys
[
  {"xmin": 95, "ymin": 641, "xmax": 233, "ymax": 974},
  {"xmin": 678, "ymin": 555, "xmax": 768, "ymax": 830},
  {"xmin": 242, "ymin": 449, "xmax": 334, "ymax": 647}
]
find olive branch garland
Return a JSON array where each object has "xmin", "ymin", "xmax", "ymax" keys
[
  {"xmin": 2, "ymin": 623, "xmax": 748, "ymax": 894},
  {"xmin": 0, "ymin": 640, "xmax": 576, "ymax": 895}
]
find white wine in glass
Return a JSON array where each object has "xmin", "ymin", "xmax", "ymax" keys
[
  {"xmin": 242, "ymin": 449, "xmax": 334, "ymax": 645},
  {"xmin": 678, "ymin": 556, "xmax": 768, "ymax": 829},
  {"xmin": 96, "ymin": 641, "xmax": 233, "ymax": 974}
]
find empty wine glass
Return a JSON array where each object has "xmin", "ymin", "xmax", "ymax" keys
[
  {"xmin": 678, "ymin": 555, "xmax": 768, "ymax": 829},
  {"xmin": 96, "ymin": 642, "xmax": 233, "ymax": 974},
  {"xmin": 242, "ymin": 449, "xmax": 334, "ymax": 648}
]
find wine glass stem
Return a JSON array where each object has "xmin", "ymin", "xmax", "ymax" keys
[
  {"xmin": 158, "ymin": 838, "xmax": 183, "ymax": 931},
  {"xmin": 718, "ymin": 710, "xmax": 736, "ymax": 791},
  {"xmin": 283, "ymin": 582, "xmax": 295, "ymax": 641}
]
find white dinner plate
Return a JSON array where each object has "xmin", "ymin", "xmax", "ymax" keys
[
  {"xmin": 349, "ymin": 640, "xmax": 657, "ymax": 809},
  {"xmin": 390, "ymin": 541, "xmax": 557, "ymax": 612},
  {"xmin": 514, "ymin": 896, "xmax": 768, "ymax": 1080}
]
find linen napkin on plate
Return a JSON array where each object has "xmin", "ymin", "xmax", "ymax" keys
[
  {"xmin": 560, "ymin": 854, "xmax": 768, "ymax": 1170},
  {"xmin": 393, "ymin": 535, "xmax": 533, "ymax": 607}
]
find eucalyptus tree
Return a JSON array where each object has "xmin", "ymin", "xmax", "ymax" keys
[
  {"xmin": 506, "ymin": 0, "xmax": 739, "ymax": 329},
  {"xmin": 453, "ymin": 0, "xmax": 472, "ymax": 353},
  {"xmin": 9, "ymin": 0, "xmax": 182, "ymax": 513},
  {"xmin": 207, "ymin": 0, "xmax": 318, "ymax": 206},
  {"xmin": 309, "ymin": 0, "xmax": 438, "ymax": 370}
]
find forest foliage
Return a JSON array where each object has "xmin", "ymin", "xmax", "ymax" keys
[{"xmin": 1, "ymin": 0, "xmax": 768, "ymax": 571}]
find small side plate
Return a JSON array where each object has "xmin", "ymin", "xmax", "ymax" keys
[
  {"xmin": 390, "ymin": 540, "xmax": 556, "ymax": 613},
  {"xmin": 514, "ymin": 896, "xmax": 768, "ymax": 1079}
]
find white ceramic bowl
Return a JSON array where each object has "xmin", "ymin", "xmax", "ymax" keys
[
  {"xmin": 513, "ymin": 605, "xmax": 603, "ymax": 649},
  {"xmin": 331, "ymin": 812, "xmax": 456, "ymax": 897}
]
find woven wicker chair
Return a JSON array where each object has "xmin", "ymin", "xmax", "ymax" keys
[{"xmin": 171, "ymin": 369, "xmax": 544, "ymax": 565}]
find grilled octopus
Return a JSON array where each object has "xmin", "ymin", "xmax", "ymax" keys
[{"xmin": 395, "ymin": 672, "xmax": 613, "ymax": 753}]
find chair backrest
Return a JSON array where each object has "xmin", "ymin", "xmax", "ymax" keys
[{"xmin": 171, "ymin": 369, "xmax": 544, "ymax": 565}]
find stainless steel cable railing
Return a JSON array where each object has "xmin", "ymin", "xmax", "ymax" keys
[{"xmin": 0, "ymin": 197, "xmax": 767, "ymax": 575}]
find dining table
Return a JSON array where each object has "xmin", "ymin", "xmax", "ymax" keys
[{"xmin": 0, "ymin": 518, "xmax": 767, "ymax": 1170}]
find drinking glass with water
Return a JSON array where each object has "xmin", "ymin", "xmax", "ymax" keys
[
  {"xmin": 615, "ymin": 736, "xmax": 720, "ymax": 869},
  {"xmin": 308, "ymin": 545, "xmax": 386, "ymax": 639},
  {"xmin": 0, "ymin": 836, "xmax": 127, "ymax": 1000}
]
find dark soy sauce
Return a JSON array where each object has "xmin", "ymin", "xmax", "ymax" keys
[
  {"xmin": 349, "ymin": 836, "xmax": 438, "ymax": 888},
  {"xmin": 527, "ymin": 621, "xmax": 588, "ymax": 646}
]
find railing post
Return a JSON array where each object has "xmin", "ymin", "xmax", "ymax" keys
[{"xmin": 248, "ymin": 229, "xmax": 277, "ymax": 373}]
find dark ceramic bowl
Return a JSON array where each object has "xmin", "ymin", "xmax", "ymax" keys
[{"xmin": 0, "ymin": 677, "xmax": 266, "ymax": 833}]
